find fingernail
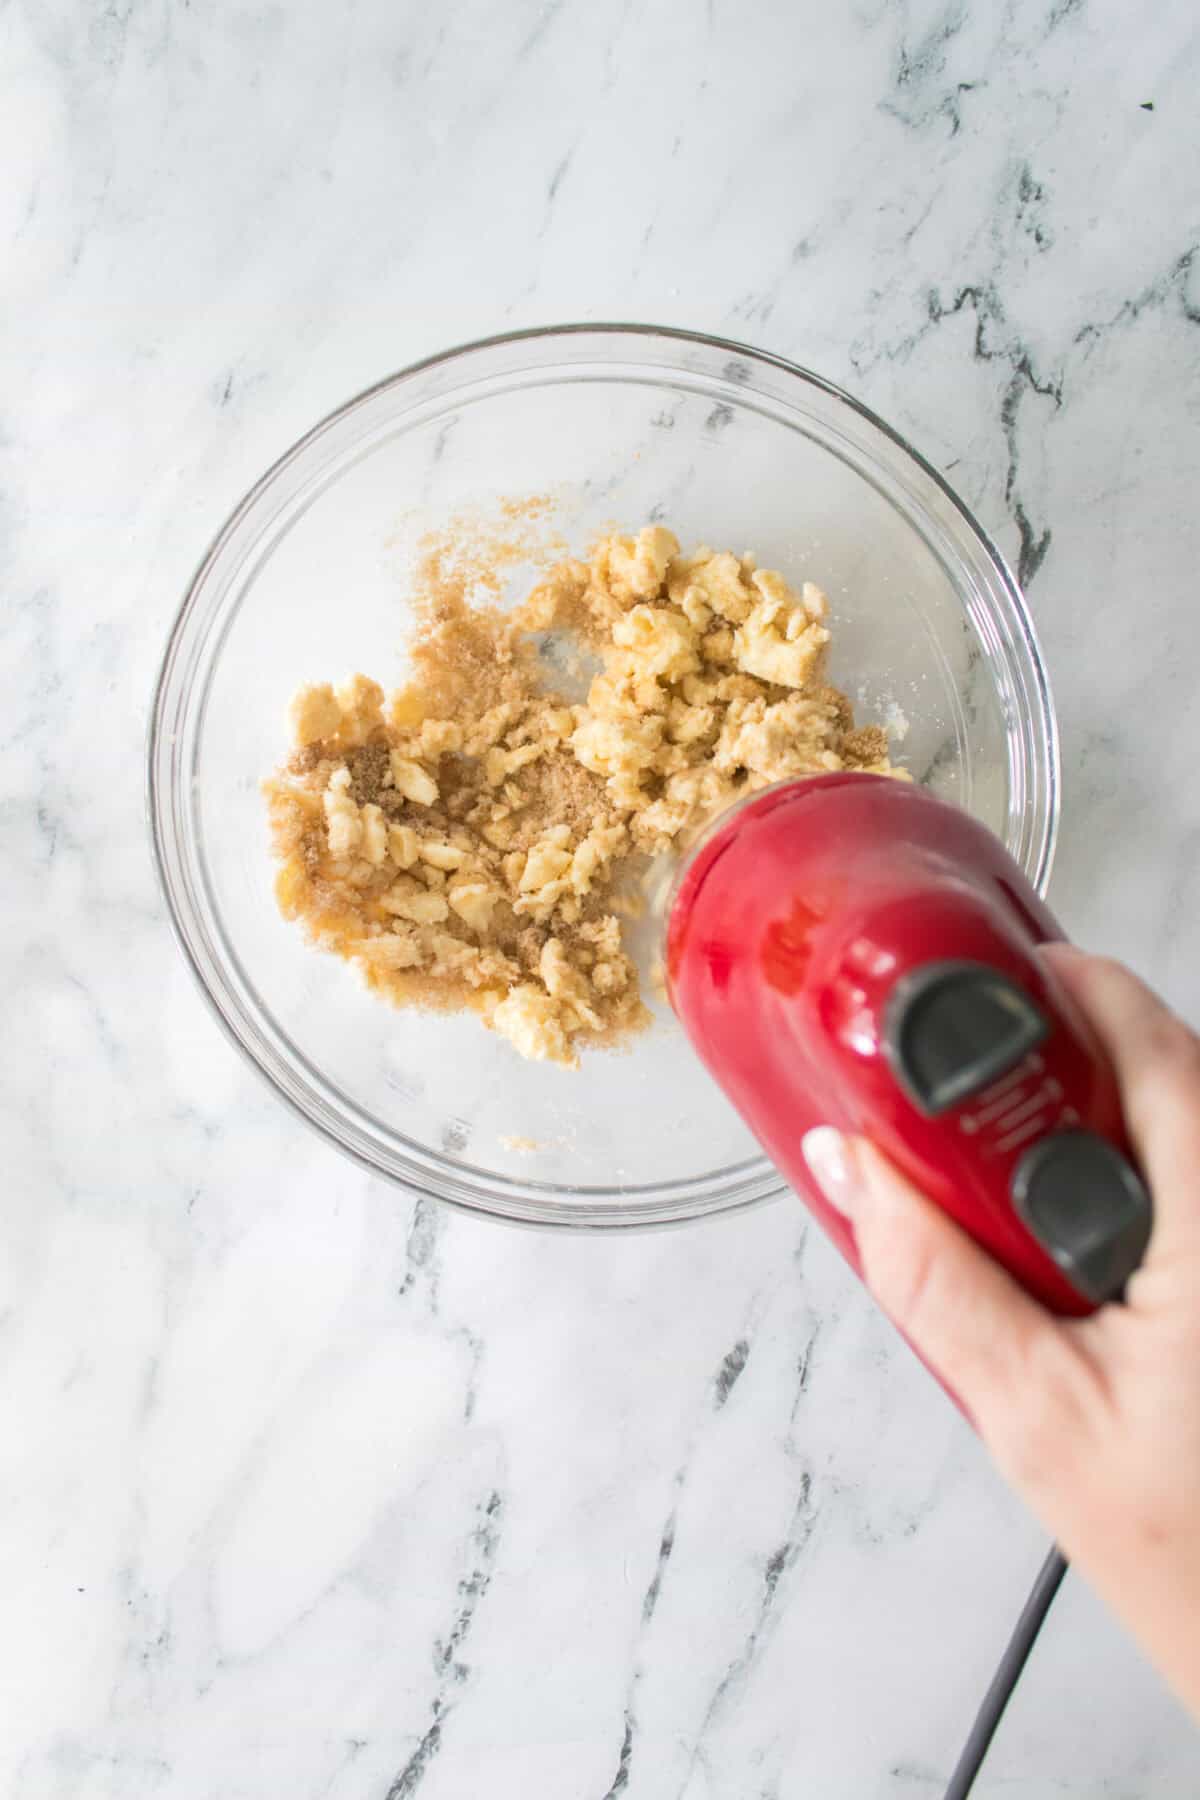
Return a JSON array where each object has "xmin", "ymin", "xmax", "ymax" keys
[{"xmin": 801, "ymin": 1126, "xmax": 863, "ymax": 1220}]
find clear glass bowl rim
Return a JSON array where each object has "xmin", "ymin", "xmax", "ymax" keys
[{"xmin": 147, "ymin": 321, "xmax": 1061, "ymax": 1232}]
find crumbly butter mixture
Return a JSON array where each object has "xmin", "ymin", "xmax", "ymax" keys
[{"xmin": 265, "ymin": 526, "xmax": 899, "ymax": 1068}]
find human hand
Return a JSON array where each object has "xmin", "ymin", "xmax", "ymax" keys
[{"xmin": 802, "ymin": 945, "xmax": 1200, "ymax": 1719}]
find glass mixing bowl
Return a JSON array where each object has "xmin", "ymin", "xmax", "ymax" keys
[{"xmin": 149, "ymin": 325, "xmax": 1059, "ymax": 1229}]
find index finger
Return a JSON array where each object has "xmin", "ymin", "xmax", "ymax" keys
[{"xmin": 1041, "ymin": 945, "xmax": 1200, "ymax": 1265}]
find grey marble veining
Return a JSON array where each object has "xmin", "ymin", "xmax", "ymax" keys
[{"xmin": 3, "ymin": 2, "xmax": 1199, "ymax": 1796}]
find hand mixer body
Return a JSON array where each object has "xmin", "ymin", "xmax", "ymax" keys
[{"xmin": 667, "ymin": 775, "xmax": 1151, "ymax": 1316}]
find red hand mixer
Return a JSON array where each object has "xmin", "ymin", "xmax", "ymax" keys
[
  {"xmin": 668, "ymin": 771, "xmax": 1150, "ymax": 1315},
  {"xmin": 665, "ymin": 772, "xmax": 1153, "ymax": 1798}
]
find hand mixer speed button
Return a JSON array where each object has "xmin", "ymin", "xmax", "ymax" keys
[
  {"xmin": 1011, "ymin": 1130, "xmax": 1153, "ymax": 1304},
  {"xmin": 884, "ymin": 960, "xmax": 1049, "ymax": 1117}
]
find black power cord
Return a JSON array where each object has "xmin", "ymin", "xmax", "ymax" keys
[{"xmin": 944, "ymin": 1546, "xmax": 1069, "ymax": 1799}]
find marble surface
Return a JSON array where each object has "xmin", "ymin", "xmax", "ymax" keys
[{"xmin": 4, "ymin": 1, "xmax": 1199, "ymax": 1794}]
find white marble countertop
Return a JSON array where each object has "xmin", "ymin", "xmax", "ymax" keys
[{"xmin": 5, "ymin": 2, "xmax": 1199, "ymax": 1795}]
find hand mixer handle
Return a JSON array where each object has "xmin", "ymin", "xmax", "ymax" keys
[{"xmin": 883, "ymin": 957, "xmax": 1152, "ymax": 1304}]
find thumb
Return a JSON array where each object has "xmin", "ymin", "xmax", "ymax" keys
[{"xmin": 801, "ymin": 1128, "xmax": 1083, "ymax": 1461}]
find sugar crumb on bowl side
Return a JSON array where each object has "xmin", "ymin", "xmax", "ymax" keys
[{"xmin": 264, "ymin": 524, "xmax": 904, "ymax": 1069}]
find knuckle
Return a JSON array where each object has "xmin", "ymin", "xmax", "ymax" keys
[
  {"xmin": 1084, "ymin": 953, "xmax": 1130, "ymax": 988},
  {"xmin": 1127, "ymin": 1019, "xmax": 1200, "ymax": 1152},
  {"xmin": 1141, "ymin": 1011, "xmax": 1200, "ymax": 1076},
  {"xmin": 1080, "ymin": 956, "xmax": 1173, "ymax": 1045},
  {"xmin": 1079, "ymin": 953, "xmax": 1149, "ymax": 1014}
]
